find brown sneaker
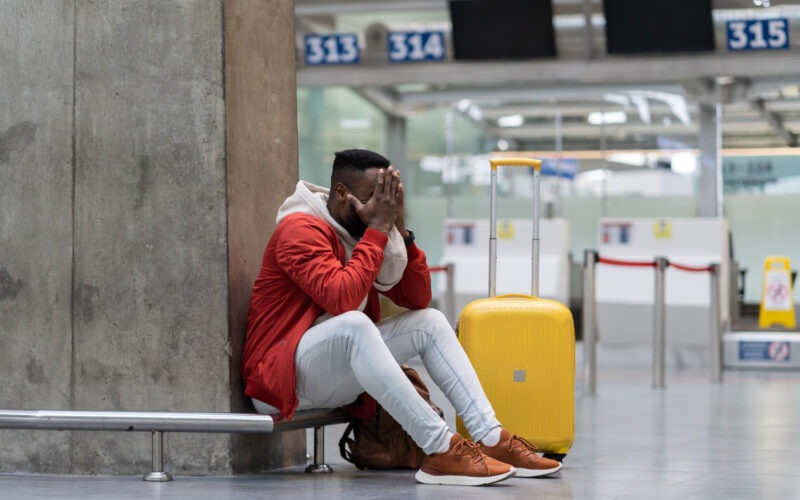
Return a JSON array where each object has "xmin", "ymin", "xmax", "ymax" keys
[
  {"xmin": 478, "ymin": 429, "xmax": 563, "ymax": 478},
  {"xmin": 415, "ymin": 433, "xmax": 515, "ymax": 486}
]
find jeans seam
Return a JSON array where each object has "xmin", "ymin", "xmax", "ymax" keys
[{"xmin": 413, "ymin": 328, "xmax": 496, "ymax": 437}]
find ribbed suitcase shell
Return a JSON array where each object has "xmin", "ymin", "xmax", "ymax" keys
[{"xmin": 457, "ymin": 295, "xmax": 575, "ymax": 455}]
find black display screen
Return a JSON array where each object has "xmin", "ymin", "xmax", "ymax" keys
[
  {"xmin": 603, "ymin": 0, "xmax": 715, "ymax": 54},
  {"xmin": 448, "ymin": 0, "xmax": 557, "ymax": 60}
]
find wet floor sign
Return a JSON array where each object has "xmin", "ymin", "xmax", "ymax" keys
[{"xmin": 759, "ymin": 256, "xmax": 796, "ymax": 329}]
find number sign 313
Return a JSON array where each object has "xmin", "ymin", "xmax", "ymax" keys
[{"xmin": 305, "ymin": 34, "xmax": 359, "ymax": 65}]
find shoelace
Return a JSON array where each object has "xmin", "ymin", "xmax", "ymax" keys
[
  {"xmin": 454, "ymin": 439, "xmax": 485, "ymax": 465},
  {"xmin": 509, "ymin": 435, "xmax": 539, "ymax": 456}
]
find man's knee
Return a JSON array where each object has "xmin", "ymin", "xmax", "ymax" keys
[
  {"xmin": 338, "ymin": 310, "xmax": 375, "ymax": 331},
  {"xmin": 336, "ymin": 311, "xmax": 381, "ymax": 344},
  {"xmin": 425, "ymin": 308, "xmax": 451, "ymax": 327},
  {"xmin": 405, "ymin": 308, "xmax": 454, "ymax": 335}
]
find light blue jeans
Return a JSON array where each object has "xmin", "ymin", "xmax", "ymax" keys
[{"xmin": 253, "ymin": 308, "xmax": 501, "ymax": 455}]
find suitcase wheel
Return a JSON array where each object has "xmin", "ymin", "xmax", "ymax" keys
[{"xmin": 543, "ymin": 453, "xmax": 566, "ymax": 463}]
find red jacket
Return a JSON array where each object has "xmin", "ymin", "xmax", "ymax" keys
[{"xmin": 242, "ymin": 213, "xmax": 432, "ymax": 420}]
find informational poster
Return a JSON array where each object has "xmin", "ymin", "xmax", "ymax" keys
[
  {"xmin": 653, "ymin": 220, "xmax": 672, "ymax": 240},
  {"xmin": 739, "ymin": 341, "xmax": 791, "ymax": 362},
  {"xmin": 498, "ymin": 220, "xmax": 515, "ymax": 240},
  {"xmin": 763, "ymin": 270, "xmax": 793, "ymax": 311},
  {"xmin": 602, "ymin": 222, "xmax": 631, "ymax": 245},
  {"xmin": 446, "ymin": 223, "xmax": 475, "ymax": 246}
]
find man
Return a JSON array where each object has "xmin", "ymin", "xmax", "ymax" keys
[{"xmin": 242, "ymin": 149, "xmax": 561, "ymax": 486}]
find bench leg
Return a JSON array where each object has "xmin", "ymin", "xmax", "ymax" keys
[
  {"xmin": 304, "ymin": 425, "xmax": 333, "ymax": 473},
  {"xmin": 143, "ymin": 431, "xmax": 173, "ymax": 482}
]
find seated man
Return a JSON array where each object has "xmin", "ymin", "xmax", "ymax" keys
[{"xmin": 242, "ymin": 149, "xmax": 561, "ymax": 486}]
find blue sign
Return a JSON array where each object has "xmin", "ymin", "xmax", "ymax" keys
[
  {"xmin": 738, "ymin": 341, "xmax": 791, "ymax": 362},
  {"xmin": 388, "ymin": 31, "xmax": 446, "ymax": 63},
  {"xmin": 305, "ymin": 34, "xmax": 359, "ymax": 65},
  {"xmin": 541, "ymin": 159, "xmax": 577, "ymax": 179},
  {"xmin": 727, "ymin": 18, "xmax": 790, "ymax": 51}
]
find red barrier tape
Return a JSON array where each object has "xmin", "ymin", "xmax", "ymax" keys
[
  {"xmin": 597, "ymin": 257, "xmax": 657, "ymax": 268},
  {"xmin": 596, "ymin": 256, "xmax": 713, "ymax": 273},
  {"xmin": 428, "ymin": 266, "xmax": 450, "ymax": 273},
  {"xmin": 669, "ymin": 263, "xmax": 713, "ymax": 273}
]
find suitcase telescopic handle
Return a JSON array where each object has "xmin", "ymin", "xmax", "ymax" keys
[{"xmin": 487, "ymin": 158, "xmax": 543, "ymax": 299}]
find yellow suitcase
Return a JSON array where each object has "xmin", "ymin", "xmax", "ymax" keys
[{"xmin": 456, "ymin": 158, "xmax": 575, "ymax": 460}]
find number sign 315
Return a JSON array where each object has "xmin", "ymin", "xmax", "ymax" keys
[{"xmin": 727, "ymin": 18, "xmax": 789, "ymax": 51}]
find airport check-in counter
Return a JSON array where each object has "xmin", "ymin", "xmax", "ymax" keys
[
  {"xmin": 595, "ymin": 218, "xmax": 730, "ymax": 364},
  {"xmin": 439, "ymin": 218, "xmax": 571, "ymax": 315}
]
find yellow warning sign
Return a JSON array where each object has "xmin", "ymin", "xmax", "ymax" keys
[
  {"xmin": 498, "ymin": 220, "xmax": 515, "ymax": 240},
  {"xmin": 759, "ymin": 256, "xmax": 796, "ymax": 329},
  {"xmin": 654, "ymin": 219, "xmax": 672, "ymax": 240}
]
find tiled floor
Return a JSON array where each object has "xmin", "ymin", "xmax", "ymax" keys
[{"xmin": 2, "ymin": 364, "xmax": 800, "ymax": 499}]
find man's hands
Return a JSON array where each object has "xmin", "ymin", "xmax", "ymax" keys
[{"xmin": 347, "ymin": 167, "xmax": 403, "ymax": 235}]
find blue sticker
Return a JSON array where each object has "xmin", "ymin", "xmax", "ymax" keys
[{"xmin": 739, "ymin": 341, "xmax": 791, "ymax": 362}]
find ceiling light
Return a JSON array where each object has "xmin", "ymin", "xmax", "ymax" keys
[
  {"xmin": 579, "ymin": 169, "xmax": 609, "ymax": 182},
  {"xmin": 468, "ymin": 105, "xmax": 482, "ymax": 121},
  {"xmin": 587, "ymin": 111, "xmax": 627, "ymax": 125},
  {"xmin": 671, "ymin": 152, "xmax": 697, "ymax": 175},
  {"xmin": 456, "ymin": 99, "xmax": 472, "ymax": 113},
  {"xmin": 339, "ymin": 118, "xmax": 371, "ymax": 129},
  {"xmin": 497, "ymin": 114, "xmax": 524, "ymax": 127},
  {"xmin": 607, "ymin": 152, "xmax": 646, "ymax": 167}
]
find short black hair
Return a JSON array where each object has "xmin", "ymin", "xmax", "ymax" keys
[{"xmin": 332, "ymin": 149, "xmax": 391, "ymax": 172}]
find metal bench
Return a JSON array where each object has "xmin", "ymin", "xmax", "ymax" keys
[{"xmin": 0, "ymin": 408, "xmax": 349, "ymax": 481}]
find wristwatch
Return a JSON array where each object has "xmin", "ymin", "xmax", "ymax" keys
[{"xmin": 403, "ymin": 229, "xmax": 415, "ymax": 248}]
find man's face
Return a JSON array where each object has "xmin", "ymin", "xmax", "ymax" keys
[{"xmin": 338, "ymin": 167, "xmax": 379, "ymax": 238}]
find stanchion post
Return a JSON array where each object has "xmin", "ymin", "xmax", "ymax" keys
[
  {"xmin": 583, "ymin": 250, "xmax": 598, "ymax": 396},
  {"xmin": 653, "ymin": 257, "xmax": 668, "ymax": 389},
  {"xmin": 446, "ymin": 262, "xmax": 456, "ymax": 329},
  {"xmin": 709, "ymin": 264, "xmax": 723, "ymax": 382}
]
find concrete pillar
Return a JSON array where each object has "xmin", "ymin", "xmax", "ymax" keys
[
  {"xmin": 70, "ymin": 0, "xmax": 229, "ymax": 474},
  {"xmin": 698, "ymin": 100, "xmax": 723, "ymax": 217},
  {"xmin": 0, "ymin": 0, "xmax": 75, "ymax": 473},
  {"xmin": 224, "ymin": 0, "xmax": 304, "ymax": 473},
  {"xmin": 387, "ymin": 115, "xmax": 409, "ymax": 186},
  {"xmin": 1, "ymin": 0, "xmax": 301, "ymax": 475},
  {"xmin": 301, "ymin": 89, "xmax": 328, "ymax": 186}
]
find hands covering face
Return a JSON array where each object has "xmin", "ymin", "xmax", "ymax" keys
[{"xmin": 347, "ymin": 167, "xmax": 405, "ymax": 236}]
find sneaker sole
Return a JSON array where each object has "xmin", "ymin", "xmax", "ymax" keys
[
  {"xmin": 414, "ymin": 468, "xmax": 516, "ymax": 486},
  {"xmin": 513, "ymin": 462, "xmax": 562, "ymax": 478}
]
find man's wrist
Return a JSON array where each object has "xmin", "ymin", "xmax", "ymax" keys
[{"xmin": 402, "ymin": 228, "xmax": 415, "ymax": 248}]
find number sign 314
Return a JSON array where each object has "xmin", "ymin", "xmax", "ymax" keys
[{"xmin": 388, "ymin": 31, "xmax": 446, "ymax": 63}]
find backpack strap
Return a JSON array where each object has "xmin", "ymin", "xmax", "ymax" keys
[{"xmin": 338, "ymin": 420, "xmax": 359, "ymax": 466}]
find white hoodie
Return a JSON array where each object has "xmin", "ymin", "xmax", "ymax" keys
[{"xmin": 276, "ymin": 180, "xmax": 409, "ymax": 298}]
